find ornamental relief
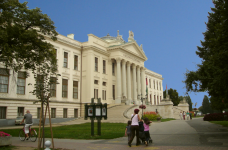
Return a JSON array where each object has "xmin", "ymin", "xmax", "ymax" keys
[{"xmin": 123, "ymin": 54, "xmax": 140, "ymax": 63}]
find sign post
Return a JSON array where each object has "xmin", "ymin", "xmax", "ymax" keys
[{"xmin": 85, "ymin": 98, "xmax": 107, "ymax": 136}]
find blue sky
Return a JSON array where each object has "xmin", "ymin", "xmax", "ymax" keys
[{"xmin": 20, "ymin": 0, "xmax": 214, "ymax": 108}]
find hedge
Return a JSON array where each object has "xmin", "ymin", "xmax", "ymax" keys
[{"xmin": 203, "ymin": 112, "xmax": 228, "ymax": 121}]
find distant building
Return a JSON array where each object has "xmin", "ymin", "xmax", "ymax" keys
[{"xmin": 0, "ymin": 30, "xmax": 163, "ymax": 121}]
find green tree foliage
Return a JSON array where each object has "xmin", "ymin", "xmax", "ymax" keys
[
  {"xmin": 163, "ymin": 88, "xmax": 180, "ymax": 106},
  {"xmin": 179, "ymin": 95, "xmax": 192, "ymax": 111},
  {"xmin": 201, "ymin": 95, "xmax": 213, "ymax": 114},
  {"xmin": 0, "ymin": 0, "xmax": 58, "ymax": 72},
  {"xmin": 184, "ymin": 0, "xmax": 228, "ymax": 109}
]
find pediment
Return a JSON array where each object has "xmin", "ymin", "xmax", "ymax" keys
[{"xmin": 108, "ymin": 42, "xmax": 147, "ymax": 61}]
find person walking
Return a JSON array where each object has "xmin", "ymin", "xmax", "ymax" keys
[
  {"xmin": 143, "ymin": 117, "xmax": 152, "ymax": 146},
  {"xmin": 186, "ymin": 111, "xmax": 190, "ymax": 120},
  {"xmin": 125, "ymin": 120, "xmax": 131, "ymax": 142},
  {"xmin": 183, "ymin": 111, "xmax": 186, "ymax": 120},
  {"xmin": 20, "ymin": 110, "xmax": 33, "ymax": 140},
  {"xmin": 179, "ymin": 111, "xmax": 183, "ymax": 120},
  {"xmin": 128, "ymin": 109, "xmax": 141, "ymax": 147}
]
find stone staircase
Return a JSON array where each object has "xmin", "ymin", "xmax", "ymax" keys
[
  {"xmin": 54, "ymin": 104, "xmax": 136, "ymax": 126},
  {"xmin": 173, "ymin": 106, "xmax": 183, "ymax": 119}
]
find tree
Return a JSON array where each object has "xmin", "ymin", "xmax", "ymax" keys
[
  {"xmin": 0, "ymin": 0, "xmax": 58, "ymax": 72},
  {"xmin": 201, "ymin": 95, "xmax": 213, "ymax": 114},
  {"xmin": 184, "ymin": 0, "xmax": 228, "ymax": 109},
  {"xmin": 163, "ymin": 88, "xmax": 180, "ymax": 106},
  {"xmin": 179, "ymin": 95, "xmax": 193, "ymax": 111}
]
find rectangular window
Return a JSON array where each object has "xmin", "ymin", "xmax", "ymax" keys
[
  {"xmin": 74, "ymin": 55, "xmax": 78, "ymax": 70},
  {"xmin": 103, "ymin": 60, "xmax": 106, "ymax": 74},
  {"xmin": 102, "ymin": 90, "xmax": 106, "ymax": 100},
  {"xmin": 94, "ymin": 80, "xmax": 98, "ymax": 84},
  {"xmin": 149, "ymin": 79, "xmax": 151, "ymax": 88},
  {"xmin": 73, "ymin": 81, "xmax": 78, "ymax": 99},
  {"xmin": 160, "ymin": 83, "xmax": 161, "ymax": 91},
  {"xmin": 157, "ymin": 82, "xmax": 158, "ymax": 90},
  {"xmin": 17, "ymin": 107, "xmax": 24, "ymax": 117},
  {"xmin": 160, "ymin": 96, "xmax": 161, "ymax": 102},
  {"xmin": 102, "ymin": 82, "xmax": 106, "ymax": 86},
  {"xmin": 95, "ymin": 57, "xmax": 98, "ymax": 72},
  {"xmin": 94, "ymin": 89, "xmax": 98, "ymax": 99},
  {"xmin": 50, "ymin": 77, "xmax": 56, "ymax": 97},
  {"xmin": 17, "ymin": 71, "xmax": 26, "ymax": 94},
  {"xmin": 0, "ymin": 107, "xmax": 7, "ymax": 119},
  {"xmin": 157, "ymin": 96, "xmax": 159, "ymax": 104},
  {"xmin": 153, "ymin": 80, "xmax": 155, "ymax": 89},
  {"xmin": 112, "ymin": 62, "xmax": 115, "ymax": 75},
  {"xmin": 150, "ymin": 94, "xmax": 152, "ymax": 104},
  {"xmin": 154, "ymin": 95, "xmax": 156, "ymax": 105},
  {"xmin": 36, "ymin": 75, "xmax": 44, "ymax": 96},
  {"xmin": 0, "ymin": 68, "xmax": 9, "ymax": 93},
  {"xmin": 74, "ymin": 109, "xmax": 78, "ymax": 118},
  {"xmin": 113, "ymin": 85, "xmax": 115, "ymax": 100},
  {"xmin": 37, "ymin": 107, "xmax": 41, "ymax": 119},
  {"xmin": 63, "ymin": 52, "xmax": 68, "ymax": 68},
  {"xmin": 62, "ymin": 79, "xmax": 68, "ymax": 98},
  {"xmin": 63, "ymin": 108, "xmax": 67, "ymax": 118},
  {"xmin": 51, "ymin": 108, "xmax": 56, "ymax": 118}
]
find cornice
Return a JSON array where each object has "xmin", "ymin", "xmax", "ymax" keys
[
  {"xmin": 83, "ymin": 45, "xmax": 110, "ymax": 56},
  {"xmin": 145, "ymin": 69, "xmax": 163, "ymax": 80}
]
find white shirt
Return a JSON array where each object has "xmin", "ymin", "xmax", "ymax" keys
[{"xmin": 131, "ymin": 114, "xmax": 139, "ymax": 126}]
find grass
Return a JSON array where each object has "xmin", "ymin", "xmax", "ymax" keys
[
  {"xmin": 209, "ymin": 121, "xmax": 228, "ymax": 127},
  {"xmin": 0, "ymin": 146, "xmax": 16, "ymax": 150},
  {"xmin": 192, "ymin": 116, "xmax": 204, "ymax": 118},
  {"xmin": 1, "ymin": 123, "xmax": 126, "ymax": 140},
  {"xmin": 160, "ymin": 118, "xmax": 175, "ymax": 122}
]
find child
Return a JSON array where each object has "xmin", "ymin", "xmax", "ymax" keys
[
  {"xmin": 143, "ymin": 117, "xmax": 152, "ymax": 146},
  {"xmin": 125, "ymin": 120, "xmax": 131, "ymax": 142}
]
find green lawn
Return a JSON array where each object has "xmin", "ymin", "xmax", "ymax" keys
[
  {"xmin": 209, "ymin": 121, "xmax": 228, "ymax": 127},
  {"xmin": 160, "ymin": 118, "xmax": 176, "ymax": 122},
  {"xmin": 1, "ymin": 123, "xmax": 126, "ymax": 140}
]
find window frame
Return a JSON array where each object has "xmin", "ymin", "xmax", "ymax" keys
[
  {"xmin": 50, "ymin": 77, "xmax": 56, "ymax": 97},
  {"xmin": 112, "ymin": 62, "xmax": 115, "ymax": 76},
  {"xmin": 74, "ymin": 55, "xmax": 78, "ymax": 70},
  {"xmin": 95, "ymin": 57, "xmax": 98, "ymax": 72},
  {"xmin": 63, "ymin": 108, "xmax": 67, "ymax": 118},
  {"xmin": 73, "ymin": 81, "xmax": 78, "ymax": 99},
  {"xmin": 103, "ymin": 60, "xmax": 106, "ymax": 74},
  {"xmin": 51, "ymin": 108, "xmax": 56, "ymax": 118},
  {"xmin": 17, "ymin": 107, "xmax": 24, "ymax": 117},
  {"xmin": 62, "ymin": 79, "xmax": 68, "ymax": 98},
  {"xmin": 63, "ymin": 52, "xmax": 68, "ymax": 68},
  {"xmin": 113, "ymin": 85, "xmax": 115, "ymax": 100},
  {"xmin": 0, "ymin": 68, "xmax": 9, "ymax": 93},
  {"xmin": 17, "ymin": 71, "xmax": 26, "ymax": 95},
  {"xmin": 0, "ymin": 107, "xmax": 7, "ymax": 119}
]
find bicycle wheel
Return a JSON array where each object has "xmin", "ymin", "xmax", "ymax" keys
[
  {"xmin": 30, "ymin": 129, "xmax": 37, "ymax": 142},
  {"xmin": 19, "ymin": 129, "xmax": 26, "ymax": 141}
]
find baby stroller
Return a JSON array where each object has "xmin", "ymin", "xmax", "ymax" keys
[{"xmin": 138, "ymin": 121, "xmax": 153, "ymax": 144}]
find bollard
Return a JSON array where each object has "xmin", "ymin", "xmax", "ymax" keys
[{"xmin": 44, "ymin": 140, "xmax": 51, "ymax": 150}]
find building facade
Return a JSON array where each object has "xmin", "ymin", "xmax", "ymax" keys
[{"xmin": 0, "ymin": 30, "xmax": 163, "ymax": 121}]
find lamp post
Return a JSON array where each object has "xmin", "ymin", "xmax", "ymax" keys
[{"xmin": 138, "ymin": 94, "xmax": 147, "ymax": 119}]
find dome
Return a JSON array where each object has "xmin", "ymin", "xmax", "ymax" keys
[{"xmin": 100, "ymin": 33, "xmax": 118, "ymax": 42}]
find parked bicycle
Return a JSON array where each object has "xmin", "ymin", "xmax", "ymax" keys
[{"xmin": 19, "ymin": 125, "xmax": 37, "ymax": 142}]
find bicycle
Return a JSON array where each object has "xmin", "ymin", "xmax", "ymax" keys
[{"xmin": 19, "ymin": 125, "xmax": 37, "ymax": 142}]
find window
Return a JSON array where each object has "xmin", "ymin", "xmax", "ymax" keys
[
  {"xmin": 0, "ymin": 107, "xmax": 6, "ymax": 119},
  {"xmin": 0, "ymin": 68, "xmax": 9, "ymax": 93},
  {"xmin": 63, "ymin": 52, "xmax": 68, "ymax": 68},
  {"xmin": 113, "ymin": 85, "xmax": 115, "ymax": 100},
  {"xmin": 102, "ymin": 90, "xmax": 106, "ymax": 100},
  {"xmin": 94, "ymin": 89, "xmax": 98, "ymax": 99},
  {"xmin": 73, "ymin": 81, "xmax": 78, "ymax": 99},
  {"xmin": 157, "ymin": 82, "xmax": 158, "ymax": 90},
  {"xmin": 63, "ymin": 108, "xmax": 67, "ymax": 118},
  {"xmin": 51, "ymin": 108, "xmax": 56, "ymax": 118},
  {"xmin": 17, "ymin": 71, "xmax": 26, "ymax": 94},
  {"xmin": 37, "ymin": 107, "xmax": 41, "ymax": 119},
  {"xmin": 36, "ymin": 75, "xmax": 44, "ymax": 96},
  {"xmin": 94, "ymin": 80, "xmax": 98, "ymax": 84},
  {"xmin": 150, "ymin": 94, "xmax": 152, "ymax": 104},
  {"xmin": 157, "ymin": 96, "xmax": 159, "ymax": 104},
  {"xmin": 50, "ymin": 77, "xmax": 56, "ymax": 97},
  {"xmin": 95, "ymin": 57, "xmax": 98, "ymax": 72},
  {"xmin": 17, "ymin": 107, "xmax": 24, "ymax": 117},
  {"xmin": 112, "ymin": 62, "xmax": 115, "ymax": 75},
  {"xmin": 62, "ymin": 79, "xmax": 68, "ymax": 98},
  {"xmin": 160, "ymin": 96, "xmax": 161, "ymax": 102},
  {"xmin": 74, "ymin": 109, "xmax": 78, "ymax": 118},
  {"xmin": 102, "ymin": 82, "xmax": 106, "ymax": 86},
  {"xmin": 103, "ymin": 60, "xmax": 106, "ymax": 74},
  {"xmin": 160, "ymin": 82, "xmax": 161, "ymax": 91},
  {"xmin": 74, "ymin": 55, "xmax": 78, "ymax": 70},
  {"xmin": 154, "ymin": 95, "xmax": 156, "ymax": 105}
]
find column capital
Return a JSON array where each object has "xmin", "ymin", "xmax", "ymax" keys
[
  {"xmin": 122, "ymin": 59, "xmax": 126, "ymax": 65},
  {"xmin": 116, "ymin": 57, "xmax": 122, "ymax": 63},
  {"xmin": 141, "ymin": 67, "xmax": 146, "ymax": 71},
  {"xmin": 132, "ymin": 64, "xmax": 136, "ymax": 69},
  {"xmin": 127, "ymin": 61, "xmax": 131, "ymax": 67}
]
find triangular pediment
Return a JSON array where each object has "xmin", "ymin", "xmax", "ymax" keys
[{"xmin": 108, "ymin": 41, "xmax": 148, "ymax": 61}]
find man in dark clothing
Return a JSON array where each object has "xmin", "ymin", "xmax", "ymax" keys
[{"xmin": 21, "ymin": 110, "xmax": 33, "ymax": 140}]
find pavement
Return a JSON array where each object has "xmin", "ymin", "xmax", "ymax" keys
[{"xmin": 8, "ymin": 118, "xmax": 228, "ymax": 150}]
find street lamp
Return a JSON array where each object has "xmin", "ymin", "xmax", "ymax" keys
[{"xmin": 138, "ymin": 94, "xmax": 147, "ymax": 119}]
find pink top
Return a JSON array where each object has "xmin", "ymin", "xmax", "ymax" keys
[
  {"xmin": 131, "ymin": 114, "xmax": 139, "ymax": 126},
  {"xmin": 143, "ymin": 123, "xmax": 150, "ymax": 131}
]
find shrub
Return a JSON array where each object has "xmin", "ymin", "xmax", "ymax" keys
[
  {"xmin": 203, "ymin": 112, "xmax": 228, "ymax": 121},
  {"xmin": 143, "ymin": 111, "xmax": 162, "ymax": 121},
  {"xmin": 0, "ymin": 131, "xmax": 11, "ymax": 137}
]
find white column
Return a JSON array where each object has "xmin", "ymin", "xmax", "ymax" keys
[
  {"xmin": 122, "ymin": 60, "xmax": 126, "ymax": 98},
  {"xmin": 132, "ymin": 64, "xmax": 137, "ymax": 102},
  {"xmin": 127, "ymin": 62, "xmax": 132, "ymax": 102},
  {"xmin": 116, "ymin": 58, "xmax": 121, "ymax": 104},
  {"xmin": 137, "ymin": 66, "xmax": 141, "ymax": 96},
  {"xmin": 141, "ymin": 68, "xmax": 146, "ymax": 98}
]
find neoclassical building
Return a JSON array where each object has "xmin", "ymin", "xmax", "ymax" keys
[{"xmin": 0, "ymin": 30, "xmax": 163, "ymax": 122}]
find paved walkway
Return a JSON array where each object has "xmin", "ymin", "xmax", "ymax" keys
[{"xmin": 9, "ymin": 118, "xmax": 228, "ymax": 150}]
